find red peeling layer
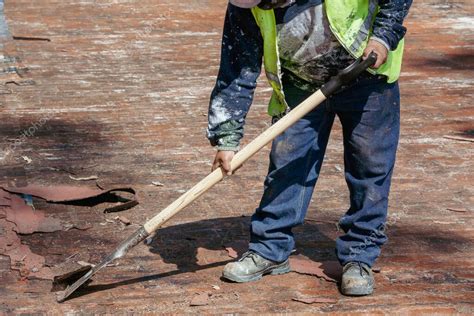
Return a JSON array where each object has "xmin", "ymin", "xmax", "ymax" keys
[
  {"xmin": 0, "ymin": 184, "xmax": 139, "ymax": 281},
  {"xmin": 289, "ymin": 256, "xmax": 342, "ymax": 283},
  {"xmin": 292, "ymin": 295, "xmax": 338, "ymax": 304},
  {"xmin": 5, "ymin": 193, "xmax": 62, "ymax": 234},
  {"xmin": 2, "ymin": 184, "xmax": 136, "ymax": 203},
  {"xmin": 189, "ymin": 292, "xmax": 210, "ymax": 306},
  {"xmin": 0, "ymin": 218, "xmax": 54, "ymax": 280}
]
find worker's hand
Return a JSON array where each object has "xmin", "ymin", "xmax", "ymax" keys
[
  {"xmin": 363, "ymin": 39, "xmax": 388, "ymax": 69},
  {"xmin": 212, "ymin": 150, "xmax": 236, "ymax": 176}
]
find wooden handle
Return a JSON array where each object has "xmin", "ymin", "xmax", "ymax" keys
[
  {"xmin": 143, "ymin": 90, "xmax": 327, "ymax": 234},
  {"xmin": 230, "ymin": 90, "xmax": 326, "ymax": 170}
]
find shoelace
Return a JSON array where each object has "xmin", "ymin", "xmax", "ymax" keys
[
  {"xmin": 346, "ymin": 262, "xmax": 370, "ymax": 276},
  {"xmin": 239, "ymin": 251, "xmax": 259, "ymax": 265}
]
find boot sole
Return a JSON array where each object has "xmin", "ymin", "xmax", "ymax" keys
[
  {"xmin": 222, "ymin": 260, "xmax": 290, "ymax": 283},
  {"xmin": 341, "ymin": 284, "xmax": 374, "ymax": 296}
]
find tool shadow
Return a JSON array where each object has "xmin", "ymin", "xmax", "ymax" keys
[{"xmin": 76, "ymin": 215, "xmax": 337, "ymax": 297}]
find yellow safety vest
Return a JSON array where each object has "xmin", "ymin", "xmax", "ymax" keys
[{"xmin": 251, "ymin": 0, "xmax": 405, "ymax": 116}]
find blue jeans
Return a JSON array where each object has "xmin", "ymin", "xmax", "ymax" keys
[{"xmin": 249, "ymin": 74, "xmax": 400, "ymax": 267}]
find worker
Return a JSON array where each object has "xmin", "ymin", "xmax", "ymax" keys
[{"xmin": 207, "ymin": 0, "xmax": 412, "ymax": 296}]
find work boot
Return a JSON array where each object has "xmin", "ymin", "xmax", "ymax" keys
[
  {"xmin": 222, "ymin": 251, "xmax": 290, "ymax": 283},
  {"xmin": 341, "ymin": 262, "xmax": 374, "ymax": 296}
]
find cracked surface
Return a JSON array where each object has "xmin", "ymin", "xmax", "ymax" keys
[{"xmin": 0, "ymin": 0, "xmax": 472, "ymax": 314}]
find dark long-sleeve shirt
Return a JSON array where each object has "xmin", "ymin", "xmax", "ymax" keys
[{"xmin": 207, "ymin": 0, "xmax": 412, "ymax": 151}]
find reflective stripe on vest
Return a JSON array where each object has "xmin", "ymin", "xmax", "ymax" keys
[
  {"xmin": 349, "ymin": 0, "xmax": 378, "ymax": 54},
  {"xmin": 324, "ymin": 0, "xmax": 404, "ymax": 83},
  {"xmin": 251, "ymin": 7, "xmax": 289, "ymax": 117},
  {"xmin": 252, "ymin": 1, "xmax": 405, "ymax": 116}
]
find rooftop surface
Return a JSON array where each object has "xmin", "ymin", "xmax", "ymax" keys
[{"xmin": 1, "ymin": 0, "xmax": 473, "ymax": 314}]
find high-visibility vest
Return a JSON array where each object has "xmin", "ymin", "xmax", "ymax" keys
[{"xmin": 251, "ymin": 0, "xmax": 405, "ymax": 116}]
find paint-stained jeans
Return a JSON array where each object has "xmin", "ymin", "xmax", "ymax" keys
[{"xmin": 249, "ymin": 73, "xmax": 400, "ymax": 267}]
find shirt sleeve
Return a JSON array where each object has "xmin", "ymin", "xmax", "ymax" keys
[
  {"xmin": 371, "ymin": 0, "xmax": 413, "ymax": 51},
  {"xmin": 206, "ymin": 4, "xmax": 263, "ymax": 151}
]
